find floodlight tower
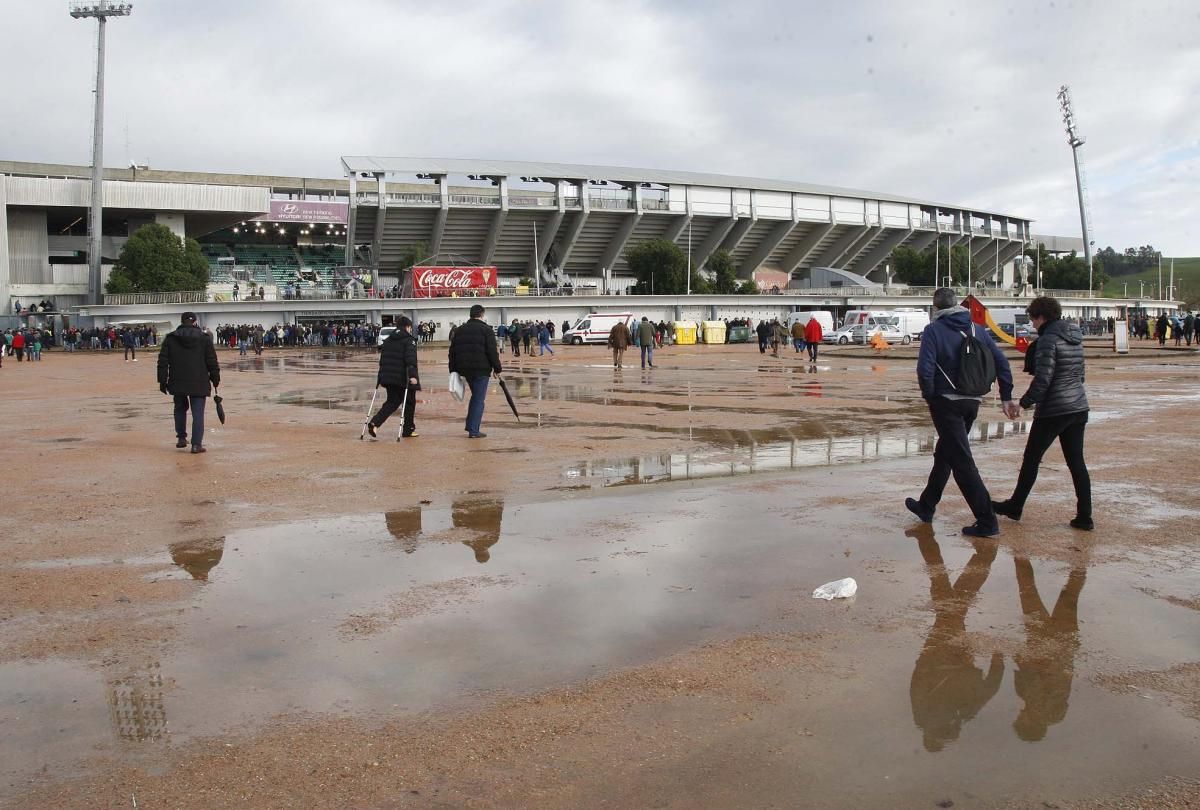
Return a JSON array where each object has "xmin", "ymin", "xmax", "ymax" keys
[
  {"xmin": 70, "ymin": 1, "xmax": 133, "ymax": 304},
  {"xmin": 1057, "ymin": 85, "xmax": 1095, "ymax": 294}
]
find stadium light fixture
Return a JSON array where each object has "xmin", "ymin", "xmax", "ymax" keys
[
  {"xmin": 1057, "ymin": 85, "xmax": 1095, "ymax": 293},
  {"xmin": 69, "ymin": 0, "xmax": 133, "ymax": 304}
]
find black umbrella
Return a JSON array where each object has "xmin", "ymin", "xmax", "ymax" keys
[
  {"xmin": 495, "ymin": 375, "xmax": 519, "ymax": 421},
  {"xmin": 213, "ymin": 394, "xmax": 226, "ymax": 425}
]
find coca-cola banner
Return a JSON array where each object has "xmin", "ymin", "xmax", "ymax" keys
[
  {"xmin": 254, "ymin": 200, "xmax": 349, "ymax": 224},
  {"xmin": 411, "ymin": 266, "xmax": 498, "ymax": 298}
]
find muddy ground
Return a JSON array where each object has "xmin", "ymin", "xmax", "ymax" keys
[{"xmin": 1, "ymin": 339, "xmax": 1198, "ymax": 809}]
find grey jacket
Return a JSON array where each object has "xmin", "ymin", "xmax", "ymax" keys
[{"xmin": 1018, "ymin": 319, "xmax": 1088, "ymax": 417}]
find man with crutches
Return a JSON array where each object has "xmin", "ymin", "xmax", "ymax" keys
[{"xmin": 364, "ymin": 316, "xmax": 420, "ymax": 440}]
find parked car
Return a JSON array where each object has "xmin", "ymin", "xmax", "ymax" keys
[
  {"xmin": 824, "ymin": 321, "xmax": 908, "ymax": 345},
  {"xmin": 376, "ymin": 326, "xmax": 398, "ymax": 348}
]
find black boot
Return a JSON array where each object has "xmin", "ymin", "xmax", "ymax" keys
[{"xmin": 992, "ymin": 499, "xmax": 1022, "ymax": 521}]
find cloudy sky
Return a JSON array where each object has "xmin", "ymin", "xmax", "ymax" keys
[{"xmin": 2, "ymin": 0, "xmax": 1197, "ymax": 253}]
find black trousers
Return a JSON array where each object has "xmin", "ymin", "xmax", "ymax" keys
[
  {"xmin": 919, "ymin": 397, "xmax": 996, "ymax": 527},
  {"xmin": 1007, "ymin": 411, "xmax": 1091, "ymax": 519},
  {"xmin": 372, "ymin": 384, "xmax": 417, "ymax": 434},
  {"xmin": 807, "ymin": 341, "xmax": 819, "ymax": 361}
]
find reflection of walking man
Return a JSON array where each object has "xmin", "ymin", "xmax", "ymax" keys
[
  {"xmin": 448, "ymin": 304, "xmax": 502, "ymax": 439},
  {"xmin": 1012, "ymin": 557, "xmax": 1086, "ymax": 742},
  {"xmin": 157, "ymin": 312, "xmax": 221, "ymax": 454},
  {"xmin": 909, "ymin": 528, "xmax": 1002, "ymax": 752},
  {"xmin": 453, "ymin": 499, "xmax": 503, "ymax": 563}
]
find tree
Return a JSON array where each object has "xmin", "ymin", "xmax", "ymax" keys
[
  {"xmin": 624, "ymin": 238, "xmax": 688, "ymax": 294},
  {"xmin": 736, "ymin": 279, "xmax": 759, "ymax": 295},
  {"xmin": 398, "ymin": 241, "xmax": 430, "ymax": 270},
  {"xmin": 708, "ymin": 249, "xmax": 739, "ymax": 294},
  {"xmin": 1023, "ymin": 245, "xmax": 1109, "ymax": 291},
  {"xmin": 105, "ymin": 224, "xmax": 209, "ymax": 293},
  {"xmin": 890, "ymin": 244, "xmax": 974, "ymax": 287}
]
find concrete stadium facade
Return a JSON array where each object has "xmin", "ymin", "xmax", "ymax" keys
[
  {"xmin": 2, "ymin": 157, "xmax": 1154, "ymax": 332},
  {"xmin": 341, "ymin": 157, "xmax": 1034, "ymax": 290}
]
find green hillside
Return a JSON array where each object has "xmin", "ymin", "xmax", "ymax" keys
[{"xmin": 1100, "ymin": 257, "xmax": 1200, "ymax": 300}]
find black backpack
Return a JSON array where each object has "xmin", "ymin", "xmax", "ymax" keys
[{"xmin": 939, "ymin": 324, "xmax": 996, "ymax": 397}]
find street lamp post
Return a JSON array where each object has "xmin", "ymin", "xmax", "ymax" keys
[{"xmin": 70, "ymin": 1, "xmax": 133, "ymax": 305}]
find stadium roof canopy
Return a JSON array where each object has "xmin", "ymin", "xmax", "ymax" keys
[{"xmin": 341, "ymin": 156, "xmax": 960, "ymax": 213}]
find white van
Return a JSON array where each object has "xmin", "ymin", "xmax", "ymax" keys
[
  {"xmin": 888, "ymin": 308, "xmax": 930, "ymax": 340},
  {"xmin": 787, "ymin": 310, "xmax": 834, "ymax": 334},
  {"xmin": 841, "ymin": 309, "xmax": 893, "ymax": 329},
  {"xmin": 563, "ymin": 312, "xmax": 634, "ymax": 344}
]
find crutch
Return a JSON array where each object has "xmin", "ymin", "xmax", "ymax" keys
[
  {"xmin": 359, "ymin": 385, "xmax": 380, "ymax": 440},
  {"xmin": 395, "ymin": 385, "xmax": 409, "ymax": 442}
]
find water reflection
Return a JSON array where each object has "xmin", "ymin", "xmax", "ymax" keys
[
  {"xmin": 908, "ymin": 531, "xmax": 1089, "ymax": 751},
  {"xmin": 453, "ymin": 499, "xmax": 503, "ymax": 563},
  {"xmin": 168, "ymin": 537, "xmax": 226, "ymax": 581},
  {"xmin": 106, "ymin": 662, "xmax": 168, "ymax": 742},
  {"xmin": 909, "ymin": 528, "xmax": 1002, "ymax": 752},
  {"xmin": 1013, "ymin": 557, "xmax": 1086, "ymax": 742},
  {"xmin": 566, "ymin": 420, "xmax": 1026, "ymax": 488},
  {"xmin": 382, "ymin": 500, "xmax": 504, "ymax": 563}
]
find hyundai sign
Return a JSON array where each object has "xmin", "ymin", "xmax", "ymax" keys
[{"xmin": 254, "ymin": 200, "xmax": 349, "ymax": 224}]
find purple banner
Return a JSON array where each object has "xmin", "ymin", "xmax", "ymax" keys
[{"xmin": 254, "ymin": 200, "xmax": 348, "ymax": 224}]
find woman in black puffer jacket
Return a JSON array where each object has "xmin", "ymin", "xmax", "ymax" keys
[
  {"xmin": 993, "ymin": 297, "xmax": 1092, "ymax": 530},
  {"xmin": 367, "ymin": 316, "xmax": 420, "ymax": 439}
]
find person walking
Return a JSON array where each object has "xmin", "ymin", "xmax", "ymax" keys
[
  {"xmin": 638, "ymin": 317, "xmax": 656, "ymax": 368},
  {"xmin": 509, "ymin": 320, "xmax": 521, "ymax": 356},
  {"xmin": 790, "ymin": 318, "xmax": 806, "ymax": 354},
  {"xmin": 448, "ymin": 304, "xmax": 502, "ymax": 439},
  {"xmin": 521, "ymin": 322, "xmax": 533, "ymax": 356},
  {"xmin": 770, "ymin": 319, "xmax": 787, "ymax": 357},
  {"xmin": 12, "ymin": 329, "xmax": 25, "ymax": 362},
  {"xmin": 991, "ymin": 296, "xmax": 1093, "ymax": 530},
  {"xmin": 122, "ymin": 328, "xmax": 138, "ymax": 362},
  {"xmin": 537, "ymin": 322, "xmax": 555, "ymax": 357},
  {"xmin": 608, "ymin": 318, "xmax": 632, "ymax": 368},
  {"xmin": 366, "ymin": 316, "xmax": 420, "ymax": 439},
  {"xmin": 157, "ymin": 312, "xmax": 221, "ymax": 454},
  {"xmin": 906, "ymin": 288, "xmax": 1016, "ymax": 537},
  {"xmin": 804, "ymin": 315, "xmax": 823, "ymax": 362},
  {"xmin": 755, "ymin": 319, "xmax": 770, "ymax": 354}
]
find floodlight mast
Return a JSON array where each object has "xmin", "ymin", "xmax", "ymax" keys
[
  {"xmin": 70, "ymin": 2, "xmax": 133, "ymax": 305},
  {"xmin": 1057, "ymin": 85, "xmax": 1094, "ymax": 295}
]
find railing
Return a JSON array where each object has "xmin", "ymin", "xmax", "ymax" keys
[
  {"xmin": 103, "ymin": 291, "xmax": 209, "ymax": 306},
  {"xmin": 563, "ymin": 196, "xmax": 581, "ymax": 207},
  {"xmin": 448, "ymin": 193, "xmax": 500, "ymax": 206},
  {"xmin": 509, "ymin": 195, "xmax": 558, "ymax": 207},
  {"xmin": 588, "ymin": 196, "xmax": 634, "ymax": 210},
  {"xmin": 642, "ymin": 198, "xmax": 671, "ymax": 211},
  {"xmin": 386, "ymin": 192, "xmax": 440, "ymax": 205}
]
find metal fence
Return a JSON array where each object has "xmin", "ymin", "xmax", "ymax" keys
[{"xmin": 102, "ymin": 291, "xmax": 210, "ymax": 306}]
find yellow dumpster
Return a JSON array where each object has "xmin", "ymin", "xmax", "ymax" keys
[
  {"xmin": 673, "ymin": 320, "xmax": 698, "ymax": 345},
  {"xmin": 700, "ymin": 320, "xmax": 727, "ymax": 344}
]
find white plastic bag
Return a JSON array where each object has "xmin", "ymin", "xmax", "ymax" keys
[
  {"xmin": 448, "ymin": 371, "xmax": 465, "ymax": 402},
  {"xmin": 812, "ymin": 577, "xmax": 857, "ymax": 600}
]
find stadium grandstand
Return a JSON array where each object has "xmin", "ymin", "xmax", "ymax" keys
[{"xmin": 0, "ymin": 156, "xmax": 1123, "ymax": 327}]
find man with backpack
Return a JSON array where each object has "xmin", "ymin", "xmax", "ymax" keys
[{"xmin": 907, "ymin": 288, "xmax": 1017, "ymax": 537}]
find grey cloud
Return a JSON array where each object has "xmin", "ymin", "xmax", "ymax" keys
[{"xmin": 1, "ymin": 0, "xmax": 1196, "ymax": 252}]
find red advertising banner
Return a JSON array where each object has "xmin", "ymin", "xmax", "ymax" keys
[{"xmin": 410, "ymin": 266, "xmax": 498, "ymax": 298}]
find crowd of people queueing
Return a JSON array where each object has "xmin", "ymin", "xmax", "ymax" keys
[
  {"xmin": 212, "ymin": 321, "xmax": 383, "ymax": 354},
  {"xmin": 1130, "ymin": 311, "xmax": 1200, "ymax": 346}
]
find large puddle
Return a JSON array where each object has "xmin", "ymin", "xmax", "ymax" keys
[{"xmin": 3, "ymin": 473, "xmax": 1198, "ymax": 800}]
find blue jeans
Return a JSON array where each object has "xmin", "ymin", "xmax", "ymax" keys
[
  {"xmin": 239, "ymin": 339, "xmax": 248, "ymax": 355},
  {"xmin": 465, "ymin": 376, "xmax": 489, "ymax": 435},
  {"xmin": 174, "ymin": 395, "xmax": 207, "ymax": 447},
  {"xmin": 640, "ymin": 345, "xmax": 653, "ymax": 367},
  {"xmin": 539, "ymin": 340, "xmax": 554, "ymax": 355},
  {"xmin": 793, "ymin": 338, "xmax": 806, "ymax": 352}
]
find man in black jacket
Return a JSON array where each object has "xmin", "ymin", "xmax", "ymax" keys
[
  {"xmin": 157, "ymin": 312, "xmax": 221, "ymax": 454},
  {"xmin": 448, "ymin": 304, "xmax": 502, "ymax": 439},
  {"xmin": 367, "ymin": 316, "xmax": 420, "ymax": 439}
]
